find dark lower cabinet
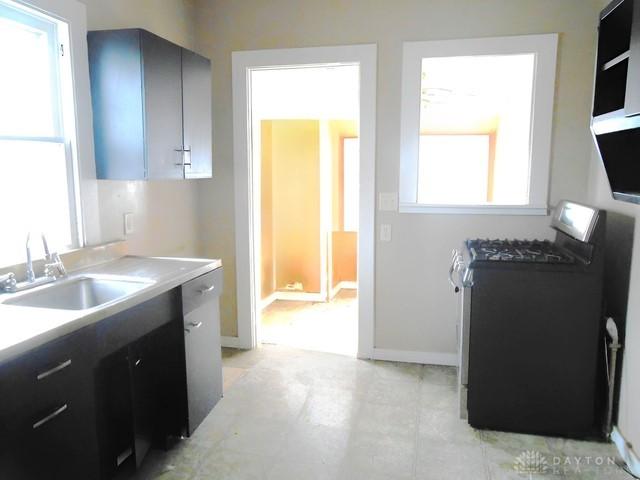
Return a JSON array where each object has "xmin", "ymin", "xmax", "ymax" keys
[
  {"xmin": 182, "ymin": 268, "xmax": 224, "ymax": 435},
  {"xmin": 0, "ymin": 270, "xmax": 223, "ymax": 480},
  {"xmin": 0, "ymin": 326, "xmax": 101, "ymax": 480},
  {"xmin": 96, "ymin": 292, "xmax": 186, "ymax": 478}
]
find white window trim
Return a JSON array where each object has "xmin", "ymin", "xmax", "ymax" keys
[
  {"xmin": 398, "ymin": 33, "xmax": 558, "ymax": 215},
  {"xmin": 14, "ymin": 0, "xmax": 101, "ymax": 247}
]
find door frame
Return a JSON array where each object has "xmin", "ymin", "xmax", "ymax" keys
[{"xmin": 231, "ymin": 44, "xmax": 377, "ymax": 358}]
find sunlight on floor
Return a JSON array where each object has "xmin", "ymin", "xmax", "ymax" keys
[{"xmin": 260, "ymin": 289, "xmax": 357, "ymax": 356}]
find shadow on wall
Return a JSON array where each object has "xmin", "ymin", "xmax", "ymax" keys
[{"xmin": 604, "ymin": 211, "xmax": 635, "ymax": 424}]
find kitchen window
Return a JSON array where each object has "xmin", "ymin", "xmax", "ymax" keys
[
  {"xmin": 399, "ymin": 34, "xmax": 558, "ymax": 214},
  {"xmin": 0, "ymin": 0, "xmax": 83, "ymax": 266}
]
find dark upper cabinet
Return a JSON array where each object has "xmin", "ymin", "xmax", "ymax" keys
[
  {"xmin": 88, "ymin": 29, "xmax": 212, "ymax": 180},
  {"xmin": 593, "ymin": 0, "xmax": 640, "ymax": 119},
  {"xmin": 626, "ymin": 0, "xmax": 640, "ymax": 115},
  {"xmin": 182, "ymin": 49, "xmax": 213, "ymax": 179}
]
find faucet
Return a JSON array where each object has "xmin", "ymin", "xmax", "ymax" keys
[
  {"xmin": 1, "ymin": 233, "xmax": 67, "ymax": 293},
  {"xmin": 26, "ymin": 233, "xmax": 67, "ymax": 281},
  {"xmin": 41, "ymin": 234, "xmax": 67, "ymax": 278}
]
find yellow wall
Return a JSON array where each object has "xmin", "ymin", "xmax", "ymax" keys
[
  {"xmin": 261, "ymin": 121, "xmax": 274, "ymax": 299},
  {"xmin": 329, "ymin": 120, "xmax": 358, "ymax": 231},
  {"xmin": 332, "ymin": 231, "xmax": 357, "ymax": 287},
  {"xmin": 262, "ymin": 120, "xmax": 322, "ymax": 294},
  {"xmin": 328, "ymin": 120, "xmax": 358, "ymax": 288},
  {"xmin": 261, "ymin": 119, "xmax": 358, "ymax": 296}
]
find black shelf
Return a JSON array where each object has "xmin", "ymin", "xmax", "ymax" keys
[{"xmin": 603, "ymin": 50, "xmax": 630, "ymax": 70}]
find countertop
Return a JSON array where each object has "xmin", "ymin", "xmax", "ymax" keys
[{"xmin": 0, "ymin": 255, "xmax": 222, "ymax": 365}]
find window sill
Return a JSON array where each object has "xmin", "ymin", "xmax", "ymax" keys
[{"xmin": 398, "ymin": 203, "xmax": 549, "ymax": 216}]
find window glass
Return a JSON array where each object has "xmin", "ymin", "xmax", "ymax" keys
[
  {"xmin": 0, "ymin": 0, "xmax": 78, "ymax": 266},
  {"xmin": 0, "ymin": 4, "xmax": 62, "ymax": 138},
  {"xmin": 418, "ymin": 54, "xmax": 534, "ymax": 206},
  {"xmin": 418, "ymin": 135, "xmax": 490, "ymax": 205}
]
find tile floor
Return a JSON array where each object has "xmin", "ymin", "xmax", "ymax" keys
[
  {"xmin": 260, "ymin": 289, "xmax": 357, "ymax": 356},
  {"xmin": 135, "ymin": 345, "xmax": 630, "ymax": 480}
]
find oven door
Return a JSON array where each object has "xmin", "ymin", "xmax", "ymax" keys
[
  {"xmin": 449, "ymin": 249, "xmax": 473, "ymax": 419},
  {"xmin": 458, "ymin": 279, "xmax": 472, "ymax": 419}
]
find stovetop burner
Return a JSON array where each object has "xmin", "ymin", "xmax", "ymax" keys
[{"xmin": 466, "ymin": 239, "xmax": 575, "ymax": 264}]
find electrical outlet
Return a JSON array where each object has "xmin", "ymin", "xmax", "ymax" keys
[
  {"xmin": 380, "ymin": 224, "xmax": 392, "ymax": 242},
  {"xmin": 124, "ymin": 213, "xmax": 134, "ymax": 236},
  {"xmin": 379, "ymin": 193, "xmax": 398, "ymax": 211}
]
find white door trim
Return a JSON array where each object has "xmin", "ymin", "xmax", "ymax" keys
[{"xmin": 232, "ymin": 44, "xmax": 377, "ymax": 358}]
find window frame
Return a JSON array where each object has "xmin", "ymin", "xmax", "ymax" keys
[
  {"xmin": 0, "ymin": 0, "xmax": 100, "ymax": 265},
  {"xmin": 398, "ymin": 34, "xmax": 558, "ymax": 215}
]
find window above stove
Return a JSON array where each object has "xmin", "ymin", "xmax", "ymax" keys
[{"xmin": 398, "ymin": 34, "xmax": 558, "ymax": 215}]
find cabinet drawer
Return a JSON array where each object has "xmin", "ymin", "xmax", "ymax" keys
[
  {"xmin": 182, "ymin": 268, "xmax": 223, "ymax": 315},
  {"xmin": 0, "ymin": 326, "xmax": 95, "ymax": 429},
  {"xmin": 3, "ymin": 393, "xmax": 101, "ymax": 479},
  {"xmin": 96, "ymin": 289, "xmax": 180, "ymax": 356},
  {"xmin": 0, "ymin": 327, "xmax": 101, "ymax": 480}
]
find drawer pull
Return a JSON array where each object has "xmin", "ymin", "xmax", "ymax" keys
[
  {"xmin": 184, "ymin": 321, "xmax": 203, "ymax": 333},
  {"xmin": 198, "ymin": 285, "xmax": 215, "ymax": 294},
  {"xmin": 33, "ymin": 404, "xmax": 68, "ymax": 429},
  {"xmin": 37, "ymin": 359, "xmax": 72, "ymax": 380}
]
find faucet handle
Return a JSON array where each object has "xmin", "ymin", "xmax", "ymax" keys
[
  {"xmin": 44, "ymin": 253, "xmax": 67, "ymax": 279},
  {"xmin": 0, "ymin": 273, "xmax": 17, "ymax": 292}
]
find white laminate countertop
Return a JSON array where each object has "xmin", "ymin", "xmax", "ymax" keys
[{"xmin": 0, "ymin": 255, "xmax": 222, "ymax": 365}]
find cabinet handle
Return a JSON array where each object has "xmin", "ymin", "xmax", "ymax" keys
[
  {"xmin": 174, "ymin": 147, "xmax": 192, "ymax": 167},
  {"xmin": 37, "ymin": 359, "xmax": 72, "ymax": 380},
  {"xmin": 184, "ymin": 321, "xmax": 203, "ymax": 333},
  {"xmin": 33, "ymin": 404, "xmax": 68, "ymax": 429},
  {"xmin": 199, "ymin": 284, "xmax": 215, "ymax": 294}
]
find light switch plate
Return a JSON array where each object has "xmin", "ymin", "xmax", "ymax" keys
[
  {"xmin": 379, "ymin": 192, "xmax": 398, "ymax": 211},
  {"xmin": 124, "ymin": 213, "xmax": 134, "ymax": 235},
  {"xmin": 380, "ymin": 224, "xmax": 392, "ymax": 242}
]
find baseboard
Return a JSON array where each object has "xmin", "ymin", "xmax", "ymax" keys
[
  {"xmin": 267, "ymin": 291, "xmax": 326, "ymax": 302},
  {"xmin": 372, "ymin": 348, "xmax": 458, "ymax": 366},
  {"xmin": 260, "ymin": 292, "xmax": 278, "ymax": 309},
  {"xmin": 612, "ymin": 426, "xmax": 640, "ymax": 477},
  {"xmin": 330, "ymin": 281, "xmax": 358, "ymax": 298},
  {"xmin": 221, "ymin": 335, "xmax": 247, "ymax": 349}
]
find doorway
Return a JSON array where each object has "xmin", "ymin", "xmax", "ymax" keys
[{"xmin": 232, "ymin": 45, "xmax": 376, "ymax": 358}]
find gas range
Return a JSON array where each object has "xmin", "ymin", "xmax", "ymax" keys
[
  {"xmin": 466, "ymin": 238, "xmax": 576, "ymax": 264},
  {"xmin": 452, "ymin": 201, "xmax": 608, "ymax": 439}
]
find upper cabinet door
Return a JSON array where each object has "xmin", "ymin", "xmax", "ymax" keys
[
  {"xmin": 182, "ymin": 50, "xmax": 213, "ymax": 179},
  {"xmin": 88, "ymin": 30, "xmax": 147, "ymax": 180},
  {"xmin": 141, "ymin": 31, "xmax": 184, "ymax": 180},
  {"xmin": 626, "ymin": 0, "xmax": 640, "ymax": 116}
]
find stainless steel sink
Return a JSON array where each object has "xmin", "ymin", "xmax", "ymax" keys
[{"xmin": 3, "ymin": 277, "xmax": 151, "ymax": 310}]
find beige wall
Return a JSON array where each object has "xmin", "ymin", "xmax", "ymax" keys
[
  {"xmin": 588, "ymin": 147, "xmax": 640, "ymax": 463},
  {"xmin": 194, "ymin": 0, "xmax": 602, "ymax": 345},
  {"xmin": 77, "ymin": 0, "xmax": 202, "ymax": 258}
]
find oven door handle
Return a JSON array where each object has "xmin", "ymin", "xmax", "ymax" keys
[{"xmin": 449, "ymin": 250, "xmax": 461, "ymax": 293}]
